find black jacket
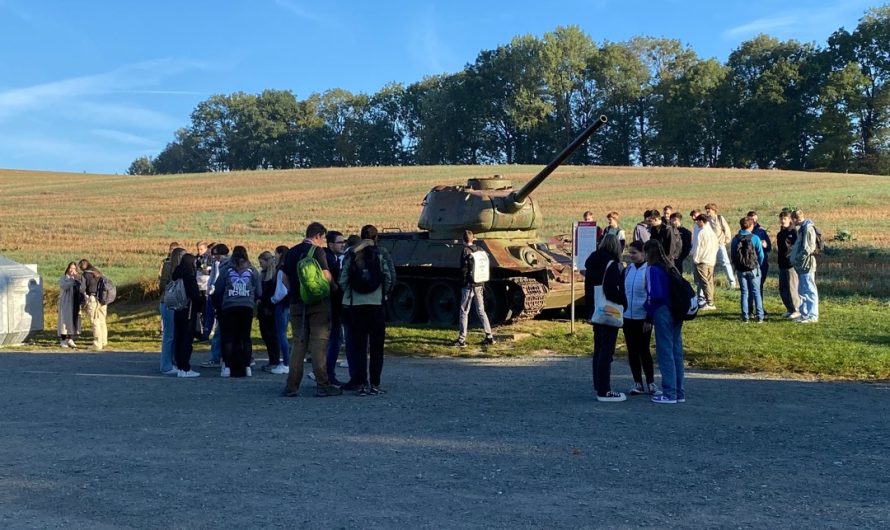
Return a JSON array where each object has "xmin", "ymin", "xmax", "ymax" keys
[
  {"xmin": 172, "ymin": 263, "xmax": 201, "ymax": 309},
  {"xmin": 584, "ymin": 250, "xmax": 627, "ymax": 313},
  {"xmin": 677, "ymin": 226, "xmax": 692, "ymax": 262},
  {"xmin": 777, "ymin": 226, "xmax": 798, "ymax": 270},
  {"xmin": 650, "ymin": 224, "xmax": 682, "ymax": 261}
]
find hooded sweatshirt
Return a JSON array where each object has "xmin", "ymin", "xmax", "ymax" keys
[{"xmin": 339, "ymin": 240, "xmax": 395, "ymax": 307}]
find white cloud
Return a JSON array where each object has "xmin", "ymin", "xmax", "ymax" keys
[
  {"xmin": 90, "ymin": 129, "xmax": 159, "ymax": 148},
  {"xmin": 273, "ymin": 0, "xmax": 325, "ymax": 22},
  {"xmin": 723, "ymin": 1, "xmax": 873, "ymax": 41},
  {"xmin": 409, "ymin": 7, "xmax": 461, "ymax": 75}
]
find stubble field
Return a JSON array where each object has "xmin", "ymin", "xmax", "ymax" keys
[{"xmin": 1, "ymin": 165, "xmax": 889, "ymax": 379}]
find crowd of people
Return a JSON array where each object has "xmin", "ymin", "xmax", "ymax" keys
[
  {"xmin": 55, "ymin": 204, "xmax": 821, "ymax": 404},
  {"xmin": 583, "ymin": 204, "xmax": 821, "ymax": 404}
]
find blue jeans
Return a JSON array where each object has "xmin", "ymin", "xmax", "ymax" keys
[
  {"xmin": 274, "ymin": 303, "xmax": 291, "ymax": 366},
  {"xmin": 209, "ymin": 320, "xmax": 221, "ymax": 363},
  {"xmin": 159, "ymin": 302, "xmax": 175, "ymax": 372},
  {"xmin": 653, "ymin": 305, "xmax": 684, "ymax": 400},
  {"xmin": 797, "ymin": 270, "xmax": 819, "ymax": 320},
  {"xmin": 201, "ymin": 297, "xmax": 215, "ymax": 340},
  {"xmin": 738, "ymin": 269, "xmax": 764, "ymax": 321},
  {"xmin": 715, "ymin": 245, "xmax": 737, "ymax": 287}
]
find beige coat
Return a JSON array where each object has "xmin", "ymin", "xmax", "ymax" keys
[
  {"xmin": 58, "ymin": 275, "xmax": 82, "ymax": 335},
  {"xmin": 692, "ymin": 224, "xmax": 719, "ymax": 266}
]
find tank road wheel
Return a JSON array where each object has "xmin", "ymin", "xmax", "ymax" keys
[
  {"xmin": 387, "ymin": 280, "xmax": 421, "ymax": 323},
  {"xmin": 477, "ymin": 282, "xmax": 508, "ymax": 326},
  {"xmin": 426, "ymin": 281, "xmax": 459, "ymax": 326}
]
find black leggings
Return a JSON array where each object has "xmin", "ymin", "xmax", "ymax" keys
[
  {"xmin": 346, "ymin": 305, "xmax": 386, "ymax": 387},
  {"xmin": 173, "ymin": 308, "xmax": 195, "ymax": 372},
  {"xmin": 624, "ymin": 318, "xmax": 654, "ymax": 385},
  {"xmin": 592, "ymin": 324, "xmax": 619, "ymax": 396},
  {"xmin": 257, "ymin": 309, "xmax": 280, "ymax": 365},
  {"xmin": 221, "ymin": 307, "xmax": 254, "ymax": 377}
]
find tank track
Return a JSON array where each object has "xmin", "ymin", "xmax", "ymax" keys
[{"xmin": 505, "ymin": 276, "xmax": 548, "ymax": 322}]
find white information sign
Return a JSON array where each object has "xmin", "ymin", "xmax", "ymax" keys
[{"xmin": 573, "ymin": 221, "xmax": 599, "ymax": 271}]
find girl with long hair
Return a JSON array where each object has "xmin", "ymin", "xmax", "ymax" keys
[
  {"xmin": 58, "ymin": 262, "xmax": 84, "ymax": 348},
  {"xmin": 584, "ymin": 234, "xmax": 627, "ymax": 402},
  {"xmin": 643, "ymin": 239, "xmax": 685, "ymax": 404},
  {"xmin": 257, "ymin": 251, "xmax": 285, "ymax": 374}
]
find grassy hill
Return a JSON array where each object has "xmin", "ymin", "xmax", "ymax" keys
[{"xmin": 2, "ymin": 165, "xmax": 889, "ymax": 379}]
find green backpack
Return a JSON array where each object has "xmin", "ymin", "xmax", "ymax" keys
[{"xmin": 297, "ymin": 245, "xmax": 330, "ymax": 305}]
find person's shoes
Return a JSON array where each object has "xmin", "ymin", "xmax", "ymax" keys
[
  {"xmin": 741, "ymin": 318, "xmax": 750, "ymax": 324},
  {"xmin": 629, "ymin": 383, "xmax": 645, "ymax": 395},
  {"xmin": 677, "ymin": 396, "xmax": 687, "ymax": 403},
  {"xmin": 271, "ymin": 364, "xmax": 289, "ymax": 375},
  {"xmin": 357, "ymin": 385, "xmax": 370, "ymax": 397},
  {"xmin": 651, "ymin": 394, "xmax": 677, "ymax": 404},
  {"xmin": 249, "ymin": 359, "xmax": 256, "ymax": 368},
  {"xmin": 261, "ymin": 364, "xmax": 274, "ymax": 373},
  {"xmin": 162, "ymin": 368, "xmax": 179, "ymax": 375},
  {"xmin": 799, "ymin": 317, "xmax": 819, "ymax": 324},
  {"xmin": 340, "ymin": 381, "xmax": 361, "ymax": 391},
  {"xmin": 177, "ymin": 369, "xmax": 201, "ymax": 378},
  {"xmin": 67, "ymin": 339, "xmax": 77, "ymax": 348},
  {"xmin": 315, "ymin": 385, "xmax": 343, "ymax": 397},
  {"xmin": 60, "ymin": 340, "xmax": 69, "ymax": 348},
  {"xmin": 782, "ymin": 311, "xmax": 792, "ymax": 318},
  {"xmin": 200, "ymin": 360, "xmax": 220, "ymax": 368},
  {"xmin": 647, "ymin": 383, "xmax": 658, "ymax": 394},
  {"xmin": 281, "ymin": 389, "xmax": 300, "ymax": 398},
  {"xmin": 756, "ymin": 318, "xmax": 764, "ymax": 324},
  {"xmin": 245, "ymin": 367, "xmax": 252, "ymax": 377},
  {"xmin": 701, "ymin": 304, "xmax": 717, "ymax": 311},
  {"xmin": 220, "ymin": 366, "xmax": 231, "ymax": 378},
  {"xmin": 482, "ymin": 335, "xmax": 495, "ymax": 346},
  {"xmin": 788, "ymin": 311, "xmax": 801, "ymax": 319},
  {"xmin": 596, "ymin": 391, "xmax": 626, "ymax": 402},
  {"xmin": 369, "ymin": 386, "xmax": 386, "ymax": 396},
  {"xmin": 329, "ymin": 378, "xmax": 344, "ymax": 388},
  {"xmin": 308, "ymin": 372, "xmax": 316, "ymax": 381},
  {"xmin": 451, "ymin": 339, "xmax": 467, "ymax": 348}
]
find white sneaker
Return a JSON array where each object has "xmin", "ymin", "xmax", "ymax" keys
[
  {"xmin": 220, "ymin": 366, "xmax": 231, "ymax": 378},
  {"xmin": 647, "ymin": 383, "xmax": 658, "ymax": 394},
  {"xmin": 177, "ymin": 370, "xmax": 200, "ymax": 378},
  {"xmin": 162, "ymin": 368, "xmax": 179, "ymax": 375},
  {"xmin": 60, "ymin": 340, "xmax": 69, "ymax": 348},
  {"xmin": 246, "ymin": 367, "xmax": 252, "ymax": 377},
  {"xmin": 782, "ymin": 311, "xmax": 792, "ymax": 318},
  {"xmin": 629, "ymin": 383, "xmax": 645, "ymax": 395},
  {"xmin": 788, "ymin": 312, "xmax": 801, "ymax": 319},
  {"xmin": 596, "ymin": 391, "xmax": 627, "ymax": 402},
  {"xmin": 271, "ymin": 364, "xmax": 289, "ymax": 375},
  {"xmin": 799, "ymin": 317, "xmax": 819, "ymax": 324},
  {"xmin": 250, "ymin": 360, "xmax": 256, "ymax": 367},
  {"xmin": 67, "ymin": 339, "xmax": 77, "ymax": 348}
]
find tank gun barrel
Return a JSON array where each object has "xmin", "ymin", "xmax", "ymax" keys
[{"xmin": 510, "ymin": 115, "xmax": 608, "ymax": 206}]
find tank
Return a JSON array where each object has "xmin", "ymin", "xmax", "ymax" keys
[
  {"xmin": 378, "ymin": 115, "xmax": 608, "ymax": 326},
  {"xmin": 0, "ymin": 256, "xmax": 44, "ymax": 346}
]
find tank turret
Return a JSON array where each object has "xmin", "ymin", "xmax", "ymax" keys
[
  {"xmin": 379, "ymin": 115, "xmax": 608, "ymax": 327},
  {"xmin": 418, "ymin": 115, "xmax": 608, "ymax": 239}
]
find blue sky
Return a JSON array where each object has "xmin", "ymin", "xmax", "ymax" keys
[{"xmin": 0, "ymin": 0, "xmax": 878, "ymax": 174}]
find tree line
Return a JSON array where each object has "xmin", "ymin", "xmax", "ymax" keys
[{"xmin": 129, "ymin": 5, "xmax": 890, "ymax": 177}]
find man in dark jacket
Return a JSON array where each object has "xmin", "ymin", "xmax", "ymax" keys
[
  {"xmin": 324, "ymin": 231, "xmax": 346, "ymax": 385},
  {"xmin": 172, "ymin": 254, "xmax": 201, "ymax": 377},
  {"xmin": 453, "ymin": 230, "xmax": 494, "ymax": 347},
  {"xmin": 649, "ymin": 214, "xmax": 682, "ymax": 262},
  {"xmin": 748, "ymin": 211, "xmax": 772, "ymax": 291},
  {"xmin": 670, "ymin": 212, "xmax": 692, "ymax": 274},
  {"xmin": 776, "ymin": 210, "xmax": 800, "ymax": 318}
]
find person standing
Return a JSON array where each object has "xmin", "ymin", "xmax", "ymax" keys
[
  {"xmin": 704, "ymin": 203, "xmax": 737, "ymax": 289},
  {"xmin": 691, "ymin": 214, "xmax": 719, "ymax": 310},
  {"xmin": 643, "ymin": 240, "xmax": 685, "ymax": 404},
  {"xmin": 195, "ymin": 241, "xmax": 211, "ymax": 340},
  {"xmin": 324, "ymin": 231, "xmax": 346, "ymax": 385},
  {"xmin": 200, "ymin": 244, "xmax": 230, "ymax": 369},
  {"xmin": 776, "ymin": 211, "xmax": 801, "ymax": 319},
  {"xmin": 790, "ymin": 210, "xmax": 819, "ymax": 323},
  {"xmin": 748, "ymin": 211, "xmax": 772, "ymax": 292},
  {"xmin": 584, "ymin": 234, "xmax": 627, "ymax": 402},
  {"xmin": 78, "ymin": 259, "xmax": 108, "ymax": 351},
  {"xmin": 622, "ymin": 241, "xmax": 655, "ymax": 396},
  {"xmin": 282, "ymin": 222, "xmax": 342, "ymax": 397},
  {"xmin": 670, "ymin": 212, "xmax": 692, "ymax": 274},
  {"xmin": 730, "ymin": 217, "xmax": 766, "ymax": 323},
  {"xmin": 159, "ymin": 242, "xmax": 182, "ymax": 373},
  {"xmin": 452, "ymin": 230, "xmax": 495, "ymax": 347},
  {"xmin": 632, "ymin": 211, "xmax": 652, "ymax": 244},
  {"xmin": 649, "ymin": 214, "xmax": 681, "ymax": 263},
  {"xmin": 58, "ymin": 262, "xmax": 84, "ymax": 348},
  {"xmin": 603, "ymin": 211, "xmax": 626, "ymax": 250},
  {"xmin": 172, "ymin": 254, "xmax": 201, "ymax": 377},
  {"xmin": 340, "ymin": 225, "xmax": 395, "ymax": 395},
  {"xmin": 212, "ymin": 248, "xmax": 261, "ymax": 378},
  {"xmin": 270, "ymin": 245, "xmax": 292, "ymax": 372},
  {"xmin": 257, "ymin": 251, "xmax": 286, "ymax": 374}
]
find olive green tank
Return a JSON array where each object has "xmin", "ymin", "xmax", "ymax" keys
[{"xmin": 378, "ymin": 115, "xmax": 608, "ymax": 326}]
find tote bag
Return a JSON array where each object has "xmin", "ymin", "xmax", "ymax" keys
[{"xmin": 590, "ymin": 260, "xmax": 624, "ymax": 327}]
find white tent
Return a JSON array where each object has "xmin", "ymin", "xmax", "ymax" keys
[{"xmin": 0, "ymin": 256, "xmax": 44, "ymax": 345}]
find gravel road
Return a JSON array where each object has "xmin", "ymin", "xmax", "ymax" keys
[{"xmin": 0, "ymin": 351, "xmax": 888, "ymax": 529}]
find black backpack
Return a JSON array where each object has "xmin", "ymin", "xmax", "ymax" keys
[
  {"xmin": 349, "ymin": 246, "xmax": 383, "ymax": 294},
  {"xmin": 734, "ymin": 235, "xmax": 759, "ymax": 272},
  {"xmin": 812, "ymin": 225, "xmax": 825, "ymax": 255},
  {"xmin": 668, "ymin": 268, "xmax": 698, "ymax": 321},
  {"xmin": 97, "ymin": 275, "xmax": 117, "ymax": 305}
]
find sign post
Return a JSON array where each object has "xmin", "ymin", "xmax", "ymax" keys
[{"xmin": 571, "ymin": 221, "xmax": 599, "ymax": 334}]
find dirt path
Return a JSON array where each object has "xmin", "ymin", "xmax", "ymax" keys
[{"xmin": 0, "ymin": 352, "xmax": 887, "ymax": 529}]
